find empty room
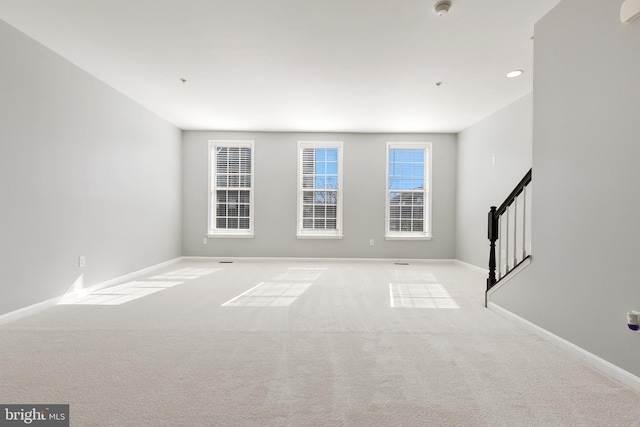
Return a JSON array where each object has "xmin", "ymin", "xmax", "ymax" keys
[{"xmin": 1, "ymin": 0, "xmax": 639, "ymax": 425}]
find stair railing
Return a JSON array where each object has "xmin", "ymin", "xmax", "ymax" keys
[{"xmin": 487, "ymin": 169, "xmax": 532, "ymax": 293}]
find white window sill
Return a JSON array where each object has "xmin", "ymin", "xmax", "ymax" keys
[
  {"xmin": 297, "ymin": 234, "xmax": 343, "ymax": 240},
  {"xmin": 207, "ymin": 233, "xmax": 254, "ymax": 239},
  {"xmin": 385, "ymin": 234, "xmax": 432, "ymax": 241}
]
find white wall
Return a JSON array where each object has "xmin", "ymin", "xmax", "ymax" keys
[
  {"xmin": 0, "ymin": 20, "xmax": 182, "ymax": 316},
  {"xmin": 182, "ymin": 131, "xmax": 457, "ymax": 259},
  {"xmin": 456, "ymin": 94, "xmax": 533, "ymax": 268},
  {"xmin": 490, "ymin": 0, "xmax": 640, "ymax": 377}
]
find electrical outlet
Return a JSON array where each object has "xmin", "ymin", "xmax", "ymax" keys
[
  {"xmin": 369, "ymin": 239, "xmax": 375, "ymax": 246},
  {"xmin": 491, "ymin": 156, "xmax": 496, "ymax": 165},
  {"xmin": 78, "ymin": 256, "xmax": 86, "ymax": 268},
  {"xmin": 203, "ymin": 237, "xmax": 208, "ymax": 245}
]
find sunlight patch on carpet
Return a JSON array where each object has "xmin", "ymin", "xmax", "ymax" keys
[
  {"xmin": 222, "ymin": 282, "xmax": 313, "ymax": 307},
  {"xmin": 271, "ymin": 268, "xmax": 326, "ymax": 282},
  {"xmin": 148, "ymin": 267, "xmax": 220, "ymax": 280},
  {"xmin": 389, "ymin": 283, "xmax": 459, "ymax": 309},
  {"xmin": 58, "ymin": 268, "xmax": 220, "ymax": 306},
  {"xmin": 59, "ymin": 281, "xmax": 181, "ymax": 305},
  {"xmin": 222, "ymin": 267, "xmax": 326, "ymax": 307}
]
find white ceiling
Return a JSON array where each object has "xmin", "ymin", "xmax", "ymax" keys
[{"xmin": 0, "ymin": 0, "xmax": 560, "ymax": 133}]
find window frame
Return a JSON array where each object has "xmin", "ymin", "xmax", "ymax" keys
[
  {"xmin": 385, "ymin": 142, "xmax": 432, "ymax": 240},
  {"xmin": 208, "ymin": 140, "xmax": 255, "ymax": 238},
  {"xmin": 296, "ymin": 141, "xmax": 344, "ymax": 239}
]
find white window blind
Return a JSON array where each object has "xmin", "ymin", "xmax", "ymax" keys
[
  {"xmin": 386, "ymin": 142, "xmax": 432, "ymax": 239},
  {"xmin": 297, "ymin": 142, "xmax": 343, "ymax": 238},
  {"xmin": 209, "ymin": 141, "xmax": 254, "ymax": 237}
]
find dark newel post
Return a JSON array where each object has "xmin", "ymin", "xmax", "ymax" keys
[{"xmin": 487, "ymin": 206, "xmax": 498, "ymax": 291}]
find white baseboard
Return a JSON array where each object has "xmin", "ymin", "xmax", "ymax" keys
[
  {"xmin": 486, "ymin": 256, "xmax": 532, "ymax": 298},
  {"xmin": 454, "ymin": 259, "xmax": 488, "ymax": 274},
  {"xmin": 488, "ymin": 302, "xmax": 640, "ymax": 393},
  {"xmin": 0, "ymin": 296, "xmax": 64, "ymax": 326},
  {"xmin": 0, "ymin": 257, "xmax": 182, "ymax": 326},
  {"xmin": 181, "ymin": 256, "xmax": 458, "ymax": 264},
  {"xmin": 86, "ymin": 257, "xmax": 182, "ymax": 293}
]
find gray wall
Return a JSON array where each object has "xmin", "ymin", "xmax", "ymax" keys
[
  {"xmin": 456, "ymin": 94, "xmax": 533, "ymax": 268},
  {"xmin": 490, "ymin": 0, "xmax": 640, "ymax": 377},
  {"xmin": 182, "ymin": 131, "xmax": 457, "ymax": 259},
  {"xmin": 0, "ymin": 20, "xmax": 182, "ymax": 316}
]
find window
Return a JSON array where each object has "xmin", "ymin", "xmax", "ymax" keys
[
  {"xmin": 208, "ymin": 140, "xmax": 254, "ymax": 237},
  {"xmin": 297, "ymin": 141, "xmax": 343, "ymax": 238},
  {"xmin": 386, "ymin": 142, "xmax": 432, "ymax": 239}
]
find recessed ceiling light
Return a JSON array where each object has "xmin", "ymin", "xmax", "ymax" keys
[{"xmin": 506, "ymin": 70, "xmax": 524, "ymax": 78}]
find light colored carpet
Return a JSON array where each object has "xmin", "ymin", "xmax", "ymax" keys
[{"xmin": 1, "ymin": 260, "xmax": 639, "ymax": 426}]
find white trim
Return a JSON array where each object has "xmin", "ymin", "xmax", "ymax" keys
[
  {"xmin": 83, "ymin": 257, "xmax": 182, "ymax": 291},
  {"xmin": 385, "ymin": 235, "xmax": 432, "ymax": 241},
  {"xmin": 0, "ymin": 297, "xmax": 62, "ymax": 327},
  {"xmin": 454, "ymin": 259, "xmax": 489, "ymax": 274},
  {"xmin": 180, "ymin": 256, "xmax": 458, "ymax": 264},
  {"xmin": 0, "ymin": 257, "xmax": 182, "ymax": 326},
  {"xmin": 296, "ymin": 235, "xmax": 343, "ymax": 240},
  {"xmin": 385, "ymin": 142, "xmax": 432, "ymax": 240},
  {"xmin": 296, "ymin": 141, "xmax": 344, "ymax": 238},
  {"xmin": 486, "ymin": 256, "xmax": 532, "ymax": 298},
  {"xmin": 207, "ymin": 233, "xmax": 254, "ymax": 239},
  {"xmin": 208, "ymin": 140, "xmax": 255, "ymax": 237},
  {"xmin": 487, "ymin": 302, "xmax": 640, "ymax": 393}
]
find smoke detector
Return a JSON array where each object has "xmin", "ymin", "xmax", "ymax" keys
[{"xmin": 434, "ymin": 0, "xmax": 451, "ymax": 16}]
